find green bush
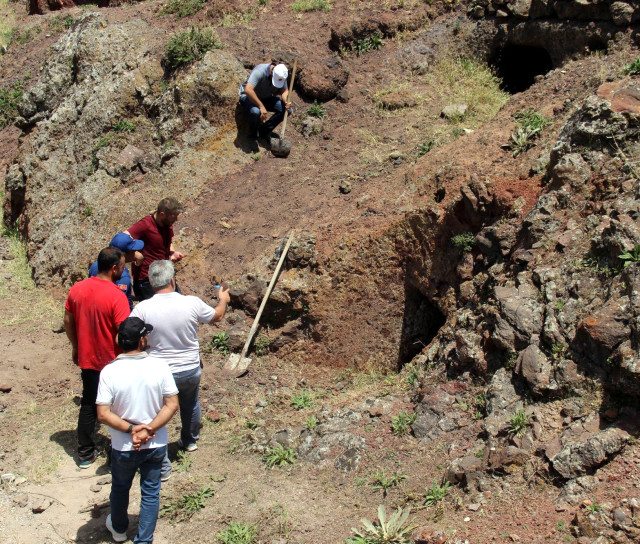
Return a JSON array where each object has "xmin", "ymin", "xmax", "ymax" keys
[
  {"xmin": 161, "ymin": 0, "xmax": 206, "ymax": 18},
  {"xmin": 451, "ymin": 232, "xmax": 475, "ymax": 253},
  {"xmin": 306, "ymin": 100, "xmax": 326, "ymax": 119},
  {"xmin": 212, "ymin": 331, "xmax": 229, "ymax": 355},
  {"xmin": 263, "ymin": 444, "xmax": 296, "ymax": 468},
  {"xmin": 354, "ymin": 33, "xmax": 383, "ymax": 56},
  {"xmin": 217, "ymin": 523, "xmax": 258, "ymax": 544},
  {"xmin": 0, "ymin": 82, "xmax": 23, "ymax": 130},
  {"xmin": 509, "ymin": 109, "xmax": 551, "ymax": 157},
  {"xmin": 391, "ymin": 412, "xmax": 415, "ymax": 436},
  {"xmin": 163, "ymin": 27, "xmax": 222, "ymax": 72},
  {"xmin": 291, "ymin": 0, "xmax": 331, "ymax": 12},
  {"xmin": 623, "ymin": 57, "xmax": 640, "ymax": 76}
]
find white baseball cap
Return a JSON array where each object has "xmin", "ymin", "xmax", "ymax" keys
[{"xmin": 272, "ymin": 64, "xmax": 288, "ymax": 88}]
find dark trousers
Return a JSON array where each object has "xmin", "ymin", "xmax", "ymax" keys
[
  {"xmin": 78, "ymin": 368, "xmax": 100, "ymax": 461},
  {"xmin": 133, "ymin": 279, "xmax": 181, "ymax": 302},
  {"xmin": 239, "ymin": 95, "xmax": 290, "ymax": 139}
]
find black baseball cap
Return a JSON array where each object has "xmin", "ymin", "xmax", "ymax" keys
[{"xmin": 118, "ymin": 317, "xmax": 153, "ymax": 347}]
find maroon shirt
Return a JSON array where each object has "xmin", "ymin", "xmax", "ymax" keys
[{"xmin": 128, "ymin": 214, "xmax": 173, "ymax": 281}]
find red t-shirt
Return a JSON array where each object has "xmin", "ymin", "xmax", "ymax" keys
[
  {"xmin": 128, "ymin": 214, "xmax": 174, "ymax": 281},
  {"xmin": 65, "ymin": 277, "xmax": 131, "ymax": 371}
]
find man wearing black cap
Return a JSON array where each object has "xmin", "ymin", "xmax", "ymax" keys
[{"xmin": 97, "ymin": 317, "xmax": 178, "ymax": 544}]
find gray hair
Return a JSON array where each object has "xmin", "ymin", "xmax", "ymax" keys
[{"xmin": 149, "ymin": 260, "xmax": 175, "ymax": 291}]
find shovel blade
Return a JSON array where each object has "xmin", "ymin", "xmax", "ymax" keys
[
  {"xmin": 270, "ymin": 137, "xmax": 291, "ymax": 157},
  {"xmin": 222, "ymin": 353, "xmax": 252, "ymax": 377}
]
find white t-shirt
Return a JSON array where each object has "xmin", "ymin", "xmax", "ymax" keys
[
  {"xmin": 96, "ymin": 352, "xmax": 178, "ymax": 452},
  {"xmin": 130, "ymin": 292, "xmax": 216, "ymax": 373}
]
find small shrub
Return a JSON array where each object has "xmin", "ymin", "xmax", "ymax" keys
[
  {"xmin": 508, "ymin": 109, "xmax": 551, "ymax": 157},
  {"xmin": 291, "ymin": 0, "xmax": 331, "ymax": 12},
  {"xmin": 306, "ymin": 100, "xmax": 326, "ymax": 119},
  {"xmin": 49, "ymin": 15, "xmax": 76, "ymax": 32},
  {"xmin": 345, "ymin": 505, "xmax": 415, "ymax": 544},
  {"xmin": 417, "ymin": 139, "xmax": 435, "ymax": 157},
  {"xmin": 354, "ymin": 33, "xmax": 383, "ymax": 56},
  {"xmin": 111, "ymin": 119, "xmax": 136, "ymax": 133},
  {"xmin": 424, "ymin": 480, "xmax": 450, "ymax": 506},
  {"xmin": 263, "ymin": 444, "xmax": 296, "ymax": 468},
  {"xmin": 551, "ymin": 343, "xmax": 566, "ymax": 360},
  {"xmin": 451, "ymin": 232, "xmax": 475, "ymax": 253},
  {"xmin": 555, "ymin": 300, "xmax": 565, "ymax": 310},
  {"xmin": 371, "ymin": 469, "xmax": 407, "ymax": 495},
  {"xmin": 163, "ymin": 26, "xmax": 222, "ymax": 72},
  {"xmin": 211, "ymin": 331, "xmax": 229, "ymax": 355},
  {"xmin": 161, "ymin": 0, "xmax": 206, "ymax": 18},
  {"xmin": 83, "ymin": 205, "xmax": 93, "ymax": 217},
  {"xmin": 254, "ymin": 332, "xmax": 270, "ymax": 356},
  {"xmin": 175, "ymin": 450, "xmax": 193, "ymax": 472},
  {"xmin": 0, "ymin": 82, "xmax": 23, "ymax": 130},
  {"xmin": 585, "ymin": 501, "xmax": 602, "ymax": 514},
  {"xmin": 618, "ymin": 245, "xmax": 640, "ymax": 268},
  {"xmin": 291, "ymin": 390, "xmax": 313, "ymax": 410},
  {"xmin": 623, "ymin": 57, "xmax": 640, "ymax": 76},
  {"xmin": 391, "ymin": 412, "xmax": 416, "ymax": 436},
  {"xmin": 303, "ymin": 415, "xmax": 319, "ymax": 430},
  {"xmin": 404, "ymin": 364, "xmax": 420, "ymax": 386},
  {"xmin": 216, "ymin": 523, "xmax": 258, "ymax": 544},
  {"xmin": 160, "ymin": 486, "xmax": 214, "ymax": 521},
  {"xmin": 507, "ymin": 409, "xmax": 530, "ymax": 437}
]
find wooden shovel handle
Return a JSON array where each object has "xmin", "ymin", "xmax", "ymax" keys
[
  {"xmin": 279, "ymin": 58, "xmax": 297, "ymax": 139},
  {"xmin": 238, "ymin": 232, "xmax": 295, "ymax": 359}
]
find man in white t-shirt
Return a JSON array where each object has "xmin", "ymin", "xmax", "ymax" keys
[
  {"xmin": 96, "ymin": 317, "xmax": 178, "ymax": 543},
  {"xmin": 130, "ymin": 259, "xmax": 230, "ymax": 481}
]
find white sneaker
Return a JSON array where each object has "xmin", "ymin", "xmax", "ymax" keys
[
  {"xmin": 106, "ymin": 514, "xmax": 127, "ymax": 542},
  {"xmin": 177, "ymin": 438, "xmax": 198, "ymax": 452}
]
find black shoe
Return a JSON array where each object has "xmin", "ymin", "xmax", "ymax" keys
[{"xmin": 246, "ymin": 137, "xmax": 259, "ymax": 153}]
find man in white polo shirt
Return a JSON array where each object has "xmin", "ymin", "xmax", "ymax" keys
[
  {"xmin": 96, "ymin": 317, "xmax": 178, "ymax": 543},
  {"xmin": 130, "ymin": 259, "xmax": 230, "ymax": 481}
]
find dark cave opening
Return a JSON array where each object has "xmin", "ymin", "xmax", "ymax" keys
[
  {"xmin": 491, "ymin": 44, "xmax": 554, "ymax": 94},
  {"xmin": 398, "ymin": 285, "xmax": 446, "ymax": 367}
]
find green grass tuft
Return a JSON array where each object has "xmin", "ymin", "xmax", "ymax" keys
[
  {"xmin": 291, "ymin": 0, "xmax": 331, "ymax": 12},
  {"xmin": 163, "ymin": 26, "xmax": 222, "ymax": 72}
]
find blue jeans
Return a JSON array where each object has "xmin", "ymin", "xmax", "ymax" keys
[
  {"xmin": 239, "ymin": 94, "xmax": 290, "ymax": 138},
  {"xmin": 110, "ymin": 446, "xmax": 166, "ymax": 544},
  {"xmin": 161, "ymin": 365, "xmax": 201, "ymax": 477}
]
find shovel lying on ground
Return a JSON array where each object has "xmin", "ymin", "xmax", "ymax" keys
[
  {"xmin": 270, "ymin": 58, "xmax": 297, "ymax": 158},
  {"xmin": 222, "ymin": 232, "xmax": 295, "ymax": 377}
]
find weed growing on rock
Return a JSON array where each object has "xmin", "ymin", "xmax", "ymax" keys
[
  {"xmin": 111, "ymin": 119, "xmax": 136, "ymax": 133},
  {"xmin": 371, "ymin": 469, "xmax": 407, "ymax": 496},
  {"xmin": 618, "ymin": 245, "xmax": 640, "ymax": 268},
  {"xmin": 451, "ymin": 232, "xmax": 475, "ymax": 253},
  {"xmin": 354, "ymin": 33, "xmax": 383, "ymax": 56},
  {"xmin": 0, "ymin": 81, "xmax": 22, "ymax": 130},
  {"xmin": 623, "ymin": 57, "xmax": 640, "ymax": 75},
  {"xmin": 263, "ymin": 444, "xmax": 296, "ymax": 468},
  {"xmin": 403, "ymin": 364, "xmax": 420, "ymax": 386},
  {"xmin": 160, "ymin": 486, "xmax": 214, "ymax": 521},
  {"xmin": 161, "ymin": 0, "xmax": 206, "ymax": 18},
  {"xmin": 585, "ymin": 501, "xmax": 602, "ymax": 514},
  {"xmin": 290, "ymin": 390, "xmax": 313, "ymax": 410},
  {"xmin": 508, "ymin": 109, "xmax": 551, "ymax": 157},
  {"xmin": 303, "ymin": 415, "xmax": 318, "ymax": 430},
  {"xmin": 424, "ymin": 480, "xmax": 450, "ymax": 506},
  {"xmin": 391, "ymin": 412, "xmax": 415, "ymax": 435},
  {"xmin": 346, "ymin": 505, "xmax": 415, "ymax": 544},
  {"xmin": 216, "ymin": 523, "xmax": 258, "ymax": 544},
  {"xmin": 307, "ymin": 100, "xmax": 326, "ymax": 119},
  {"xmin": 163, "ymin": 27, "xmax": 222, "ymax": 72},
  {"xmin": 507, "ymin": 409, "xmax": 530, "ymax": 437},
  {"xmin": 291, "ymin": 0, "xmax": 331, "ymax": 12}
]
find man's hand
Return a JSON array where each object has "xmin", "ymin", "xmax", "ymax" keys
[
  {"xmin": 169, "ymin": 251, "xmax": 184, "ymax": 262},
  {"xmin": 218, "ymin": 285, "xmax": 231, "ymax": 304},
  {"xmin": 72, "ymin": 347, "xmax": 79, "ymax": 366},
  {"xmin": 133, "ymin": 251, "xmax": 144, "ymax": 266},
  {"xmin": 131, "ymin": 425, "xmax": 155, "ymax": 450},
  {"xmin": 284, "ymin": 100, "xmax": 292, "ymax": 111},
  {"xmin": 259, "ymin": 106, "xmax": 268, "ymax": 123}
]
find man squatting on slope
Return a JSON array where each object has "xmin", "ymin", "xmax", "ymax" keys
[
  {"xmin": 131, "ymin": 259, "xmax": 230, "ymax": 481},
  {"xmin": 97, "ymin": 316, "xmax": 179, "ymax": 543},
  {"xmin": 239, "ymin": 61, "xmax": 292, "ymax": 146},
  {"xmin": 125, "ymin": 197, "xmax": 185, "ymax": 302}
]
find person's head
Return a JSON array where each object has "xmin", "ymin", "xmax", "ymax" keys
[
  {"xmin": 156, "ymin": 197, "xmax": 183, "ymax": 227},
  {"xmin": 271, "ymin": 63, "xmax": 288, "ymax": 88},
  {"xmin": 148, "ymin": 259, "xmax": 175, "ymax": 292},
  {"xmin": 118, "ymin": 317, "xmax": 154, "ymax": 352},
  {"xmin": 109, "ymin": 232, "xmax": 144, "ymax": 264},
  {"xmin": 97, "ymin": 247, "xmax": 125, "ymax": 280}
]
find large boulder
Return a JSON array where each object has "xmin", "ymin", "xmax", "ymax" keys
[{"xmin": 297, "ymin": 57, "xmax": 349, "ymax": 101}]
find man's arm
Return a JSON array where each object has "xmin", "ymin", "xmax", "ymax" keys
[
  {"xmin": 209, "ymin": 285, "xmax": 230, "ymax": 324},
  {"xmin": 244, "ymin": 83, "xmax": 269, "ymax": 123},
  {"xmin": 169, "ymin": 243, "xmax": 184, "ymax": 262},
  {"xmin": 280, "ymin": 88, "xmax": 291, "ymax": 110},
  {"xmin": 130, "ymin": 395, "xmax": 179, "ymax": 446},
  {"xmin": 63, "ymin": 310, "xmax": 78, "ymax": 365}
]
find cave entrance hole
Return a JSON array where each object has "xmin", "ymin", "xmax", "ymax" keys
[
  {"xmin": 398, "ymin": 285, "xmax": 446, "ymax": 368},
  {"xmin": 491, "ymin": 44, "xmax": 553, "ymax": 94}
]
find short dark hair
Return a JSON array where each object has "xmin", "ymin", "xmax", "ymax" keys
[
  {"xmin": 157, "ymin": 197, "xmax": 183, "ymax": 215},
  {"xmin": 118, "ymin": 317, "xmax": 153, "ymax": 351},
  {"xmin": 97, "ymin": 247, "xmax": 124, "ymax": 273}
]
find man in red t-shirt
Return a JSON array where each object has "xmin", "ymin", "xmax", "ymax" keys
[
  {"xmin": 64, "ymin": 247, "xmax": 131, "ymax": 468},
  {"xmin": 125, "ymin": 197, "xmax": 185, "ymax": 301}
]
